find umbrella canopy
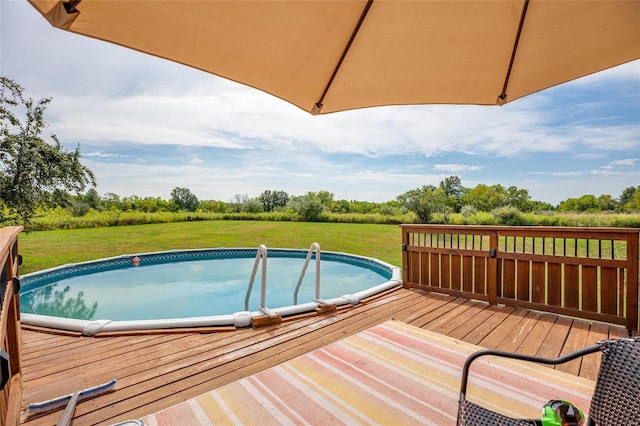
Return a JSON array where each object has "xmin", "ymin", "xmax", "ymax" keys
[{"xmin": 28, "ymin": 0, "xmax": 640, "ymax": 115}]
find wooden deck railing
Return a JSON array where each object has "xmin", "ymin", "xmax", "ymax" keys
[
  {"xmin": 401, "ymin": 225, "xmax": 639, "ymax": 332},
  {"xmin": 0, "ymin": 226, "xmax": 23, "ymax": 426}
]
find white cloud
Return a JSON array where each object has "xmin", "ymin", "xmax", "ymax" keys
[
  {"xmin": 529, "ymin": 171, "xmax": 584, "ymax": 177},
  {"xmin": 591, "ymin": 158, "xmax": 639, "ymax": 176},
  {"xmin": 602, "ymin": 158, "xmax": 637, "ymax": 169},
  {"xmin": 578, "ymin": 126, "xmax": 640, "ymax": 152},
  {"xmin": 188, "ymin": 155, "xmax": 204, "ymax": 165},
  {"xmin": 85, "ymin": 152, "xmax": 129, "ymax": 159},
  {"xmin": 592, "ymin": 170, "xmax": 640, "ymax": 179},
  {"xmin": 572, "ymin": 152, "xmax": 608, "ymax": 161},
  {"xmin": 433, "ymin": 164, "xmax": 483, "ymax": 172}
]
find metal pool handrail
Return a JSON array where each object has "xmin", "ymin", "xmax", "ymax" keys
[
  {"xmin": 293, "ymin": 242, "xmax": 323, "ymax": 305},
  {"xmin": 244, "ymin": 245, "xmax": 278, "ymax": 318},
  {"xmin": 244, "ymin": 244, "xmax": 266, "ymax": 311}
]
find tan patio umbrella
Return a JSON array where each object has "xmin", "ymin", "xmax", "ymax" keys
[{"xmin": 28, "ymin": 0, "xmax": 640, "ymax": 115}]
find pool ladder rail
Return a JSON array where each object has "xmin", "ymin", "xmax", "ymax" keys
[
  {"xmin": 293, "ymin": 243, "xmax": 336, "ymax": 313},
  {"xmin": 245, "ymin": 243, "xmax": 336, "ymax": 327}
]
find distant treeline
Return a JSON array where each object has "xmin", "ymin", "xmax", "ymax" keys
[
  {"xmin": 13, "ymin": 177, "xmax": 640, "ymax": 231},
  {"xmin": 30, "ymin": 177, "xmax": 640, "ymax": 218},
  {"xmin": 23, "ymin": 207, "xmax": 640, "ymax": 232}
]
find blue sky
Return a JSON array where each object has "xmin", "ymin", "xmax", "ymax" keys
[{"xmin": 2, "ymin": 1, "xmax": 639, "ymax": 206}]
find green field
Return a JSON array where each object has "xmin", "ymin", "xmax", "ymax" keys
[{"xmin": 19, "ymin": 221, "xmax": 403, "ymax": 274}]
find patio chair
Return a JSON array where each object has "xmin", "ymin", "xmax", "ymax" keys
[{"xmin": 457, "ymin": 336, "xmax": 640, "ymax": 426}]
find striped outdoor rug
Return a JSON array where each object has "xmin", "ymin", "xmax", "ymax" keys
[{"xmin": 140, "ymin": 319, "xmax": 595, "ymax": 425}]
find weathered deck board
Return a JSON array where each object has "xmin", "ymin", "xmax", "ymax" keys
[{"xmin": 20, "ymin": 288, "xmax": 629, "ymax": 425}]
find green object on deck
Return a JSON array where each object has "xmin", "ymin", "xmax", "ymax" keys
[{"xmin": 541, "ymin": 399, "xmax": 585, "ymax": 426}]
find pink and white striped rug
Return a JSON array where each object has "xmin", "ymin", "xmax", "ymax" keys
[{"xmin": 140, "ymin": 319, "xmax": 595, "ymax": 425}]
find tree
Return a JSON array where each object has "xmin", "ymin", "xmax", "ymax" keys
[
  {"xmin": 199, "ymin": 199, "xmax": 229, "ymax": 213},
  {"xmin": 461, "ymin": 184, "xmax": 507, "ymax": 212},
  {"xmin": 315, "ymin": 190, "xmax": 335, "ymax": 207},
  {"xmin": 619, "ymin": 186, "xmax": 637, "ymax": 208},
  {"xmin": 529, "ymin": 200, "xmax": 555, "ymax": 211},
  {"xmin": 505, "ymin": 186, "xmax": 532, "ymax": 211},
  {"xmin": 170, "ymin": 187, "xmax": 199, "ymax": 212},
  {"xmin": 289, "ymin": 193, "xmax": 326, "ymax": 221},
  {"xmin": 259, "ymin": 190, "xmax": 290, "ymax": 212},
  {"xmin": 230, "ymin": 194, "xmax": 263, "ymax": 213},
  {"xmin": 83, "ymin": 188, "xmax": 102, "ymax": 210},
  {"xmin": 558, "ymin": 194, "xmax": 598, "ymax": 212},
  {"xmin": 596, "ymin": 194, "xmax": 616, "ymax": 211},
  {"xmin": 439, "ymin": 175, "xmax": 465, "ymax": 212},
  {"xmin": 286, "ymin": 191, "xmax": 334, "ymax": 221},
  {"xmin": 439, "ymin": 175, "xmax": 464, "ymax": 198},
  {"xmin": 557, "ymin": 197, "xmax": 577, "ymax": 212},
  {"xmin": 240, "ymin": 197, "xmax": 263, "ymax": 213},
  {"xmin": 0, "ymin": 77, "xmax": 95, "ymax": 224},
  {"xmin": 129, "ymin": 196, "xmax": 171, "ymax": 212},
  {"xmin": 50, "ymin": 188, "xmax": 73, "ymax": 208},
  {"xmin": 231, "ymin": 194, "xmax": 249, "ymax": 213},
  {"xmin": 330, "ymin": 199, "xmax": 351, "ymax": 213},
  {"xmin": 102, "ymin": 192, "xmax": 126, "ymax": 211},
  {"xmin": 397, "ymin": 185, "xmax": 447, "ymax": 223},
  {"xmin": 624, "ymin": 190, "xmax": 640, "ymax": 211}
]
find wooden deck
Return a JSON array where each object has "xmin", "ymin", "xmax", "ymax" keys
[{"xmin": 19, "ymin": 287, "xmax": 629, "ymax": 426}]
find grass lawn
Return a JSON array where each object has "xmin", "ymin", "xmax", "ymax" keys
[{"xmin": 19, "ymin": 221, "xmax": 403, "ymax": 274}]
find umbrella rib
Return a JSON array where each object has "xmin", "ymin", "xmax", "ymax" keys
[
  {"xmin": 312, "ymin": 0, "xmax": 374, "ymax": 114},
  {"xmin": 498, "ymin": 0, "xmax": 530, "ymax": 105},
  {"xmin": 63, "ymin": 0, "xmax": 82, "ymax": 13}
]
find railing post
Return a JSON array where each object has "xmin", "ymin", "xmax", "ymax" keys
[
  {"xmin": 626, "ymin": 232, "xmax": 639, "ymax": 333},
  {"xmin": 487, "ymin": 230, "xmax": 498, "ymax": 305},
  {"xmin": 0, "ymin": 226, "xmax": 23, "ymax": 426},
  {"xmin": 401, "ymin": 227, "xmax": 409, "ymax": 289}
]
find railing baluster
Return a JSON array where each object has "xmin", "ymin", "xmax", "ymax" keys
[
  {"xmin": 598, "ymin": 239, "xmax": 602, "ymax": 259},
  {"xmin": 611, "ymin": 240, "xmax": 615, "ymax": 259}
]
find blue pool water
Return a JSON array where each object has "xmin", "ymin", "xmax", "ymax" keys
[{"xmin": 20, "ymin": 248, "xmax": 396, "ymax": 323}]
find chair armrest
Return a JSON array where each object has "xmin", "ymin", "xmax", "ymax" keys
[{"xmin": 459, "ymin": 343, "xmax": 602, "ymax": 402}]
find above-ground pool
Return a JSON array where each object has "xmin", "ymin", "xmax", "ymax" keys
[{"xmin": 20, "ymin": 247, "xmax": 401, "ymax": 335}]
